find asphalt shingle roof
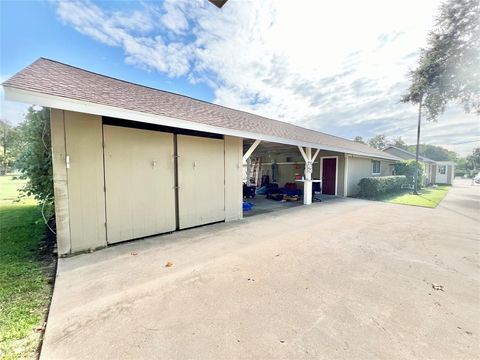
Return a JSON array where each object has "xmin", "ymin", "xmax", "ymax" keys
[
  {"xmin": 383, "ymin": 146, "xmax": 436, "ymax": 163},
  {"xmin": 3, "ymin": 58, "xmax": 399, "ymax": 160}
]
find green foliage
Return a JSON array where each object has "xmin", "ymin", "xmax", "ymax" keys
[
  {"xmin": 368, "ymin": 134, "xmax": 387, "ymax": 149},
  {"xmin": 0, "ymin": 176, "xmax": 53, "ymax": 359},
  {"xmin": 402, "ymin": 0, "xmax": 480, "ymax": 120},
  {"xmin": 14, "ymin": 107, "xmax": 53, "ymax": 204},
  {"xmin": 384, "ymin": 185, "xmax": 450, "ymax": 208},
  {"xmin": 353, "ymin": 136, "xmax": 366, "ymax": 144},
  {"xmin": 405, "ymin": 144, "xmax": 457, "ymax": 161},
  {"xmin": 394, "ymin": 160, "xmax": 425, "ymax": 188},
  {"xmin": 0, "ymin": 120, "xmax": 19, "ymax": 175},
  {"xmin": 455, "ymin": 156, "xmax": 475, "ymax": 177},
  {"xmin": 358, "ymin": 175, "xmax": 407, "ymax": 198},
  {"xmin": 467, "ymin": 147, "xmax": 480, "ymax": 169},
  {"xmin": 390, "ymin": 136, "xmax": 408, "ymax": 150}
]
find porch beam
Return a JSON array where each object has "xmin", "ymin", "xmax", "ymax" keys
[
  {"xmin": 243, "ymin": 139, "xmax": 261, "ymax": 163},
  {"xmin": 311, "ymin": 148, "xmax": 321, "ymax": 163},
  {"xmin": 297, "ymin": 146, "xmax": 308, "ymax": 162}
]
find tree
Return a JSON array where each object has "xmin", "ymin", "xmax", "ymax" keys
[
  {"xmin": 401, "ymin": 0, "xmax": 479, "ymax": 193},
  {"xmin": 467, "ymin": 147, "xmax": 480, "ymax": 170},
  {"xmin": 402, "ymin": 0, "xmax": 480, "ymax": 119},
  {"xmin": 394, "ymin": 160, "xmax": 425, "ymax": 190},
  {"xmin": 0, "ymin": 120, "xmax": 19, "ymax": 175},
  {"xmin": 15, "ymin": 107, "xmax": 53, "ymax": 204},
  {"xmin": 390, "ymin": 136, "xmax": 408, "ymax": 150},
  {"xmin": 353, "ymin": 136, "xmax": 366, "ymax": 144},
  {"xmin": 406, "ymin": 144, "xmax": 457, "ymax": 161},
  {"xmin": 368, "ymin": 134, "xmax": 387, "ymax": 150}
]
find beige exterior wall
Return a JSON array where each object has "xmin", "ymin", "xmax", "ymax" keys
[
  {"xmin": 103, "ymin": 126, "xmax": 176, "ymax": 243},
  {"xmin": 50, "ymin": 109, "xmax": 245, "ymax": 255},
  {"xmin": 64, "ymin": 111, "xmax": 107, "ymax": 253},
  {"xmin": 253, "ymin": 148, "xmax": 346, "ymax": 196},
  {"xmin": 257, "ymin": 151, "xmax": 306, "ymax": 186},
  {"xmin": 224, "ymin": 136, "xmax": 243, "ymax": 221},
  {"xmin": 177, "ymin": 135, "xmax": 225, "ymax": 229},
  {"xmin": 51, "ymin": 110, "xmax": 107, "ymax": 255},
  {"xmin": 346, "ymin": 156, "xmax": 394, "ymax": 196},
  {"xmin": 447, "ymin": 164, "xmax": 453, "ymax": 184},
  {"xmin": 50, "ymin": 109, "xmax": 71, "ymax": 255},
  {"xmin": 431, "ymin": 164, "xmax": 437, "ymax": 183}
]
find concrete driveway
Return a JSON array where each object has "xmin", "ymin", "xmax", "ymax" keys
[{"xmin": 41, "ymin": 180, "xmax": 479, "ymax": 359}]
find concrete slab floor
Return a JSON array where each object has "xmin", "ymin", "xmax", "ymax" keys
[
  {"xmin": 41, "ymin": 180, "xmax": 480, "ymax": 359},
  {"xmin": 243, "ymin": 194, "xmax": 339, "ymax": 217}
]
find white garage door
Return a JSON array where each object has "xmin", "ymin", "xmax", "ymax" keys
[
  {"xmin": 177, "ymin": 135, "xmax": 225, "ymax": 229},
  {"xmin": 103, "ymin": 125, "xmax": 176, "ymax": 243}
]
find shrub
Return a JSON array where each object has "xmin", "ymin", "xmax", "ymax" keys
[
  {"xmin": 15, "ymin": 107, "xmax": 53, "ymax": 204},
  {"xmin": 358, "ymin": 175, "xmax": 407, "ymax": 198},
  {"xmin": 393, "ymin": 160, "xmax": 424, "ymax": 189}
]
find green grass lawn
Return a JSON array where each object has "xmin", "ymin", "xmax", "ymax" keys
[
  {"xmin": 381, "ymin": 185, "xmax": 451, "ymax": 208},
  {"xmin": 0, "ymin": 176, "xmax": 55, "ymax": 359}
]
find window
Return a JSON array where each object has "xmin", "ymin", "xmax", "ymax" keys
[
  {"xmin": 438, "ymin": 165, "xmax": 446, "ymax": 174},
  {"xmin": 372, "ymin": 160, "xmax": 381, "ymax": 175}
]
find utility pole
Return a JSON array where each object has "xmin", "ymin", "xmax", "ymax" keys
[{"xmin": 413, "ymin": 94, "xmax": 423, "ymax": 195}]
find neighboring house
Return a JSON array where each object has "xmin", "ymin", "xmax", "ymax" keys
[
  {"xmin": 383, "ymin": 146, "xmax": 437, "ymax": 185},
  {"xmin": 383, "ymin": 146, "xmax": 455, "ymax": 186},
  {"xmin": 2, "ymin": 58, "xmax": 400, "ymax": 255},
  {"xmin": 435, "ymin": 161, "xmax": 455, "ymax": 185}
]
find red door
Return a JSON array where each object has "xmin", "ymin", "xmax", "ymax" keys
[{"xmin": 322, "ymin": 158, "xmax": 337, "ymax": 195}]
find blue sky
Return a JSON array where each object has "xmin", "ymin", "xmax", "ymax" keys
[{"xmin": 1, "ymin": 0, "xmax": 478, "ymax": 156}]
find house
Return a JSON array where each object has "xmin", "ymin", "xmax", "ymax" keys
[
  {"xmin": 434, "ymin": 161, "xmax": 455, "ymax": 185},
  {"xmin": 383, "ymin": 146, "xmax": 455, "ymax": 185},
  {"xmin": 2, "ymin": 58, "xmax": 400, "ymax": 255},
  {"xmin": 383, "ymin": 146, "xmax": 437, "ymax": 185}
]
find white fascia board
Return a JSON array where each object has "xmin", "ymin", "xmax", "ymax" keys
[
  {"xmin": 346, "ymin": 153, "xmax": 401, "ymax": 162},
  {"xmin": 4, "ymin": 86, "xmax": 399, "ymax": 161}
]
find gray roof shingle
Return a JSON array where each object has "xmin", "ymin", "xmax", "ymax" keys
[
  {"xmin": 383, "ymin": 146, "xmax": 436, "ymax": 163},
  {"xmin": 3, "ymin": 58, "xmax": 399, "ymax": 160}
]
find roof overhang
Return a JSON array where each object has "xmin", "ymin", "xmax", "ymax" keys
[{"xmin": 3, "ymin": 85, "xmax": 401, "ymax": 161}]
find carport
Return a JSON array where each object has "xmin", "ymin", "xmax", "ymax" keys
[
  {"xmin": 2, "ymin": 58, "xmax": 400, "ymax": 256},
  {"xmin": 242, "ymin": 140, "xmax": 322, "ymax": 215}
]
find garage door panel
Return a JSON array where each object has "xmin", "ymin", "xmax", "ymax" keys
[
  {"xmin": 104, "ymin": 126, "xmax": 176, "ymax": 243},
  {"xmin": 177, "ymin": 135, "xmax": 225, "ymax": 229}
]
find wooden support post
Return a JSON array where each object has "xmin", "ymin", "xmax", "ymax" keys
[
  {"xmin": 304, "ymin": 147, "xmax": 312, "ymax": 205},
  {"xmin": 243, "ymin": 139, "xmax": 261, "ymax": 163},
  {"xmin": 243, "ymin": 140, "xmax": 261, "ymax": 183},
  {"xmin": 298, "ymin": 146, "xmax": 319, "ymax": 205}
]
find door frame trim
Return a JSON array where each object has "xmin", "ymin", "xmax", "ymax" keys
[{"xmin": 320, "ymin": 156, "xmax": 338, "ymax": 196}]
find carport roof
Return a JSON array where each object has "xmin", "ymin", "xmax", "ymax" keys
[
  {"xmin": 3, "ymin": 58, "xmax": 399, "ymax": 161},
  {"xmin": 383, "ymin": 146, "xmax": 437, "ymax": 164}
]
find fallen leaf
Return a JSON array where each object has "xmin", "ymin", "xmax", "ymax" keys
[
  {"xmin": 34, "ymin": 323, "xmax": 46, "ymax": 333},
  {"xmin": 165, "ymin": 261, "xmax": 173, "ymax": 267}
]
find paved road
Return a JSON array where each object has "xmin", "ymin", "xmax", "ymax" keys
[{"xmin": 41, "ymin": 180, "xmax": 479, "ymax": 359}]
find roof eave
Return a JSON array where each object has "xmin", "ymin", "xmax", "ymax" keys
[{"xmin": 3, "ymin": 85, "xmax": 400, "ymax": 161}]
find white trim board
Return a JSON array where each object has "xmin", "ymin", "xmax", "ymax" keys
[
  {"xmin": 343, "ymin": 154, "xmax": 349, "ymax": 197},
  {"xmin": 4, "ymin": 86, "xmax": 400, "ymax": 161},
  {"xmin": 320, "ymin": 156, "xmax": 338, "ymax": 196}
]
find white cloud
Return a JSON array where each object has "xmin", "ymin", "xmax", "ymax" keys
[{"xmin": 35, "ymin": 0, "xmax": 478, "ymax": 155}]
